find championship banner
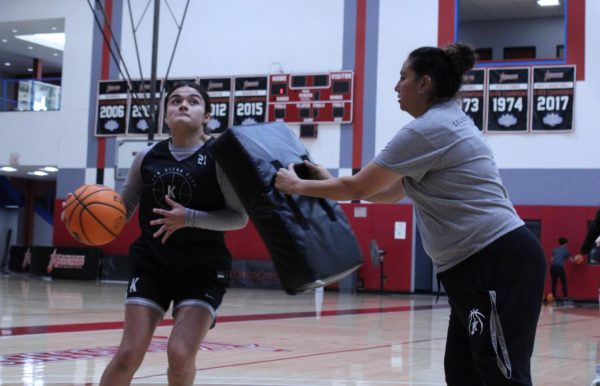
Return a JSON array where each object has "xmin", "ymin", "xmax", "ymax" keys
[
  {"xmin": 200, "ymin": 77, "xmax": 233, "ymax": 134},
  {"xmin": 459, "ymin": 68, "xmax": 485, "ymax": 131},
  {"xmin": 531, "ymin": 66, "xmax": 575, "ymax": 132},
  {"xmin": 127, "ymin": 80, "xmax": 162, "ymax": 135},
  {"xmin": 486, "ymin": 67, "xmax": 530, "ymax": 132},
  {"xmin": 95, "ymin": 80, "xmax": 129, "ymax": 136},
  {"xmin": 233, "ymin": 76, "xmax": 268, "ymax": 126}
]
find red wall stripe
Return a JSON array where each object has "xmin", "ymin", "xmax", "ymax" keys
[
  {"xmin": 437, "ymin": 0, "xmax": 455, "ymax": 47},
  {"xmin": 97, "ymin": 0, "xmax": 113, "ymax": 170},
  {"xmin": 352, "ymin": 0, "xmax": 366, "ymax": 169},
  {"xmin": 567, "ymin": 0, "xmax": 585, "ymax": 80}
]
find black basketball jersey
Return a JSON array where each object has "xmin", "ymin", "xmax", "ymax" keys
[{"xmin": 130, "ymin": 138, "xmax": 231, "ymax": 278}]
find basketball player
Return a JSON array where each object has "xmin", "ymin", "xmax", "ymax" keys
[
  {"xmin": 276, "ymin": 44, "xmax": 546, "ymax": 386},
  {"xmin": 99, "ymin": 82, "xmax": 248, "ymax": 386}
]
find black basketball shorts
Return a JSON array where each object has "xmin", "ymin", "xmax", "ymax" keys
[{"xmin": 124, "ymin": 265, "xmax": 229, "ymax": 325}]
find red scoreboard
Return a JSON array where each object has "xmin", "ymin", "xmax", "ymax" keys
[{"xmin": 268, "ymin": 71, "xmax": 354, "ymax": 124}]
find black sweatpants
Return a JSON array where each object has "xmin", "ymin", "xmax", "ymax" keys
[
  {"xmin": 438, "ymin": 226, "xmax": 546, "ymax": 386},
  {"xmin": 550, "ymin": 265, "xmax": 568, "ymax": 299}
]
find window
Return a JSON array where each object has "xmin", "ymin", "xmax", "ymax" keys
[
  {"xmin": 0, "ymin": 18, "xmax": 65, "ymax": 112},
  {"xmin": 438, "ymin": 0, "xmax": 584, "ymax": 80}
]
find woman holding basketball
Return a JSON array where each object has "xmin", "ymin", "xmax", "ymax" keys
[
  {"xmin": 99, "ymin": 82, "xmax": 247, "ymax": 386},
  {"xmin": 276, "ymin": 44, "xmax": 546, "ymax": 386}
]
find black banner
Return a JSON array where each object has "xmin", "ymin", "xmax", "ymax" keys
[
  {"xmin": 128, "ymin": 80, "xmax": 162, "ymax": 135},
  {"xmin": 486, "ymin": 67, "xmax": 530, "ymax": 132},
  {"xmin": 95, "ymin": 80, "xmax": 128, "ymax": 136},
  {"xmin": 233, "ymin": 76, "xmax": 268, "ymax": 126},
  {"xmin": 200, "ymin": 77, "xmax": 233, "ymax": 134},
  {"xmin": 9, "ymin": 246, "xmax": 101, "ymax": 279},
  {"xmin": 531, "ymin": 66, "xmax": 575, "ymax": 131},
  {"xmin": 459, "ymin": 69, "xmax": 485, "ymax": 131}
]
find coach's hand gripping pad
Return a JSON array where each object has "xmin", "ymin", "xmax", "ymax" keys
[{"xmin": 211, "ymin": 122, "xmax": 363, "ymax": 294}]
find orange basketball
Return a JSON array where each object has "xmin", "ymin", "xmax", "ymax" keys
[
  {"xmin": 545, "ymin": 293, "xmax": 554, "ymax": 303},
  {"xmin": 573, "ymin": 255, "xmax": 584, "ymax": 265},
  {"xmin": 62, "ymin": 184, "xmax": 126, "ymax": 246}
]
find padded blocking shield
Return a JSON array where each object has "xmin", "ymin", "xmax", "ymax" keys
[{"xmin": 211, "ymin": 122, "xmax": 363, "ymax": 294}]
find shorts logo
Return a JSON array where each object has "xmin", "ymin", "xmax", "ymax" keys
[
  {"xmin": 205, "ymin": 293, "xmax": 215, "ymax": 301},
  {"xmin": 468, "ymin": 309, "xmax": 485, "ymax": 335},
  {"xmin": 129, "ymin": 277, "xmax": 140, "ymax": 293}
]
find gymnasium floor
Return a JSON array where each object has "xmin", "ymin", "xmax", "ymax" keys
[{"xmin": 0, "ymin": 274, "xmax": 597, "ymax": 385}]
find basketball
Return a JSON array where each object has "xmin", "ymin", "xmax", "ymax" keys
[
  {"xmin": 573, "ymin": 255, "xmax": 584, "ymax": 265},
  {"xmin": 62, "ymin": 184, "xmax": 126, "ymax": 246},
  {"xmin": 545, "ymin": 293, "xmax": 554, "ymax": 303}
]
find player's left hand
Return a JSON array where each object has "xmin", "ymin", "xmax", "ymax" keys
[
  {"xmin": 275, "ymin": 164, "xmax": 302, "ymax": 194},
  {"xmin": 151, "ymin": 195, "xmax": 186, "ymax": 244}
]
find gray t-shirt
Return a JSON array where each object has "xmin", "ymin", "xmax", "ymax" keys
[{"xmin": 374, "ymin": 100, "xmax": 523, "ymax": 272}]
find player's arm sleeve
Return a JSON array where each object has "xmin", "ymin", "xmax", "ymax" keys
[
  {"xmin": 119, "ymin": 146, "xmax": 150, "ymax": 221},
  {"xmin": 184, "ymin": 163, "xmax": 249, "ymax": 231}
]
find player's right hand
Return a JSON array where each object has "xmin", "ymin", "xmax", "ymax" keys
[{"xmin": 304, "ymin": 160, "xmax": 332, "ymax": 180}]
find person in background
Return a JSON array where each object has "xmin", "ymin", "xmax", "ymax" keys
[
  {"xmin": 575, "ymin": 208, "xmax": 600, "ymax": 265},
  {"xmin": 98, "ymin": 82, "xmax": 248, "ymax": 386},
  {"xmin": 573, "ymin": 209, "xmax": 600, "ymax": 386},
  {"xmin": 275, "ymin": 43, "xmax": 546, "ymax": 386},
  {"xmin": 549, "ymin": 237, "xmax": 574, "ymax": 302}
]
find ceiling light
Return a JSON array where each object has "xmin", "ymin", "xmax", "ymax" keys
[
  {"xmin": 27, "ymin": 68, "xmax": 33, "ymax": 72},
  {"xmin": 53, "ymin": 52, "xmax": 58, "ymax": 57},
  {"xmin": 4, "ymin": 62, "xmax": 10, "ymax": 66},
  {"xmin": 0, "ymin": 166, "xmax": 17, "ymax": 172},
  {"xmin": 28, "ymin": 171, "xmax": 48, "ymax": 176},
  {"xmin": 1, "ymin": 39, "xmax": 7, "ymax": 43},
  {"xmin": 14, "ymin": 32, "xmax": 65, "ymax": 51},
  {"xmin": 11, "ymin": 29, "xmax": 17, "ymax": 33},
  {"xmin": 51, "ymin": 27, "xmax": 57, "ymax": 31},
  {"xmin": 41, "ymin": 166, "xmax": 58, "ymax": 172},
  {"xmin": 537, "ymin": 0, "xmax": 560, "ymax": 6},
  {"xmin": 27, "ymin": 46, "xmax": 33, "ymax": 50}
]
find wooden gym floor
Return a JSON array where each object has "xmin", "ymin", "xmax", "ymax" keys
[{"xmin": 0, "ymin": 274, "xmax": 598, "ymax": 385}]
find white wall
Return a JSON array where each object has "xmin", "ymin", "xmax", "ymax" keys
[
  {"xmin": 375, "ymin": 0, "xmax": 439, "ymax": 154},
  {"xmin": 0, "ymin": 1, "xmax": 94, "ymax": 170},
  {"xmin": 0, "ymin": 0, "xmax": 599, "ymax": 177},
  {"xmin": 119, "ymin": 0, "xmax": 345, "ymax": 77}
]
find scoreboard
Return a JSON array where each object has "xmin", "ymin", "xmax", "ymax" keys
[
  {"xmin": 96, "ymin": 71, "xmax": 355, "ymax": 137},
  {"xmin": 268, "ymin": 71, "xmax": 353, "ymax": 123}
]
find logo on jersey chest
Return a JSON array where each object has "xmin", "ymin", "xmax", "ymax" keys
[{"xmin": 151, "ymin": 166, "xmax": 198, "ymax": 208}]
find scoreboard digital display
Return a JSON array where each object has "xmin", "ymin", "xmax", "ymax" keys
[{"xmin": 268, "ymin": 71, "xmax": 353, "ymax": 123}]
